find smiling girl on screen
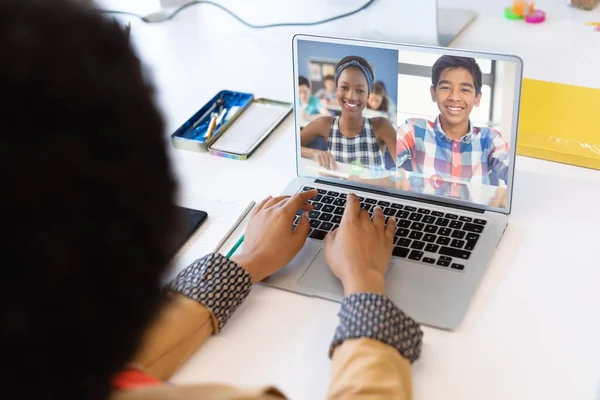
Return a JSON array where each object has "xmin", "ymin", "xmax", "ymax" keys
[{"xmin": 300, "ymin": 56, "xmax": 396, "ymax": 172}]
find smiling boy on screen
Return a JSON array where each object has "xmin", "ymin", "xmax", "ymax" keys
[{"xmin": 395, "ymin": 55, "xmax": 510, "ymax": 207}]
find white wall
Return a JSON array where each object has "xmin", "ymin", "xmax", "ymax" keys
[{"xmin": 492, "ymin": 61, "xmax": 518, "ymax": 144}]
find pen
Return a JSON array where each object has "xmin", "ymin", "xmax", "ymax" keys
[
  {"xmin": 192, "ymin": 103, "xmax": 216, "ymax": 129},
  {"xmin": 213, "ymin": 200, "xmax": 255, "ymax": 253},
  {"xmin": 216, "ymin": 107, "xmax": 227, "ymax": 126},
  {"xmin": 191, "ymin": 94, "xmax": 225, "ymax": 130},
  {"xmin": 226, "ymin": 234, "xmax": 244, "ymax": 258}
]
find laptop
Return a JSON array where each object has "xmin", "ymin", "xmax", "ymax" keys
[{"xmin": 262, "ymin": 34, "xmax": 523, "ymax": 331}]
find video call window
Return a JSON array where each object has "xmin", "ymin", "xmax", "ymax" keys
[
  {"xmin": 295, "ymin": 38, "xmax": 519, "ymax": 210},
  {"xmin": 395, "ymin": 51, "xmax": 516, "ymax": 146}
]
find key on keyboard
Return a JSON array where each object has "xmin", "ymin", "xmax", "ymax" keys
[
  {"xmin": 322, "ymin": 205, "xmax": 335, "ymax": 213},
  {"xmin": 309, "ymin": 229, "xmax": 327, "ymax": 240},
  {"xmin": 321, "ymin": 196, "xmax": 334, "ymax": 204},
  {"xmin": 318, "ymin": 213, "xmax": 333, "ymax": 222},
  {"xmin": 384, "ymin": 208, "xmax": 396, "ymax": 216},
  {"xmin": 320, "ymin": 222, "xmax": 334, "ymax": 231},
  {"xmin": 409, "ymin": 231, "xmax": 423, "ymax": 240}
]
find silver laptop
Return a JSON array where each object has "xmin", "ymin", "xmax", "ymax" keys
[{"xmin": 263, "ymin": 34, "xmax": 522, "ymax": 330}]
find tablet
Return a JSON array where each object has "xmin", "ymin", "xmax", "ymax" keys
[{"xmin": 169, "ymin": 206, "xmax": 207, "ymax": 256}]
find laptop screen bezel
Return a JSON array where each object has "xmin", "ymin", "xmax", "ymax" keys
[{"xmin": 292, "ymin": 34, "xmax": 523, "ymax": 215}]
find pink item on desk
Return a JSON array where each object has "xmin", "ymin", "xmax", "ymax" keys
[{"xmin": 525, "ymin": 10, "xmax": 545, "ymax": 23}]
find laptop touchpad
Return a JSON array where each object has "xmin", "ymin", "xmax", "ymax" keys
[{"xmin": 296, "ymin": 249, "xmax": 344, "ymax": 298}]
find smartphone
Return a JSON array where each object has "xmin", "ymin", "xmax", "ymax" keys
[{"xmin": 171, "ymin": 205, "xmax": 208, "ymax": 254}]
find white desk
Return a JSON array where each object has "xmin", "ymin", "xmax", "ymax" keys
[{"xmin": 110, "ymin": 2, "xmax": 600, "ymax": 399}]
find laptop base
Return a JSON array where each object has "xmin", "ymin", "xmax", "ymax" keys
[{"xmin": 262, "ymin": 177, "xmax": 507, "ymax": 331}]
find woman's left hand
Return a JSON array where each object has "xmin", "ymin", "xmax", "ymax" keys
[{"xmin": 230, "ymin": 190, "xmax": 318, "ymax": 283}]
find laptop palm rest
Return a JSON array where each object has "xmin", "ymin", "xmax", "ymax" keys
[
  {"xmin": 296, "ymin": 249, "xmax": 406, "ymax": 303},
  {"xmin": 264, "ymin": 231, "xmax": 475, "ymax": 330},
  {"xmin": 296, "ymin": 249, "xmax": 344, "ymax": 298}
]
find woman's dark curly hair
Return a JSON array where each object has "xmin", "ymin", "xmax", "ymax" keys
[{"xmin": 0, "ymin": 0, "xmax": 180, "ymax": 399}]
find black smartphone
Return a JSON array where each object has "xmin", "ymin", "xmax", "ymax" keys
[{"xmin": 171, "ymin": 205, "xmax": 208, "ymax": 254}]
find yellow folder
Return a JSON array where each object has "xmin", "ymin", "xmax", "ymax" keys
[{"xmin": 517, "ymin": 78, "xmax": 600, "ymax": 170}]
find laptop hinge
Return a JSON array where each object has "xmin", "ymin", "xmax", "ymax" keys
[{"xmin": 315, "ymin": 179, "xmax": 485, "ymax": 214}]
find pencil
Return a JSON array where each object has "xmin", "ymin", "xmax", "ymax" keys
[
  {"xmin": 205, "ymin": 115, "xmax": 217, "ymax": 139},
  {"xmin": 213, "ymin": 200, "xmax": 255, "ymax": 253},
  {"xmin": 226, "ymin": 234, "xmax": 245, "ymax": 258}
]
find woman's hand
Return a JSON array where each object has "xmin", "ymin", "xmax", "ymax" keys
[
  {"xmin": 311, "ymin": 149, "xmax": 338, "ymax": 170},
  {"xmin": 324, "ymin": 194, "xmax": 397, "ymax": 296},
  {"xmin": 231, "ymin": 190, "xmax": 318, "ymax": 284}
]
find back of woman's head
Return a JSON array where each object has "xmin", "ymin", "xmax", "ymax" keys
[{"xmin": 0, "ymin": 0, "xmax": 179, "ymax": 398}]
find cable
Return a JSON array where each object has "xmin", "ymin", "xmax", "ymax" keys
[{"xmin": 99, "ymin": 0, "xmax": 376, "ymax": 27}]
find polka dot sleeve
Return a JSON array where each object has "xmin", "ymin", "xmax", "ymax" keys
[
  {"xmin": 167, "ymin": 253, "xmax": 252, "ymax": 332},
  {"xmin": 329, "ymin": 293, "xmax": 424, "ymax": 363}
]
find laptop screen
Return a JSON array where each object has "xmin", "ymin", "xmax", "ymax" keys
[{"xmin": 293, "ymin": 35, "xmax": 522, "ymax": 213}]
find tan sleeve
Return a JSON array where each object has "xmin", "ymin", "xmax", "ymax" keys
[
  {"xmin": 130, "ymin": 293, "xmax": 218, "ymax": 380},
  {"xmin": 326, "ymin": 338, "xmax": 413, "ymax": 400},
  {"xmin": 111, "ymin": 384, "xmax": 287, "ymax": 400}
]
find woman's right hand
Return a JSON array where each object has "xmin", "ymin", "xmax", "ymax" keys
[
  {"xmin": 311, "ymin": 149, "xmax": 338, "ymax": 171},
  {"xmin": 231, "ymin": 190, "xmax": 317, "ymax": 284},
  {"xmin": 324, "ymin": 193, "xmax": 396, "ymax": 296}
]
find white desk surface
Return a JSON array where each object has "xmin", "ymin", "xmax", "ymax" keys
[{"xmin": 108, "ymin": 1, "xmax": 600, "ymax": 399}]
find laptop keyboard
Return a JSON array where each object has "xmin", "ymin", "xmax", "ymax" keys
[{"xmin": 293, "ymin": 186, "xmax": 488, "ymax": 272}]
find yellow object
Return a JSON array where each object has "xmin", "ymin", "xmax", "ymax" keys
[
  {"xmin": 517, "ymin": 78, "xmax": 600, "ymax": 170},
  {"xmin": 205, "ymin": 115, "xmax": 217, "ymax": 139},
  {"xmin": 513, "ymin": 0, "xmax": 535, "ymax": 16}
]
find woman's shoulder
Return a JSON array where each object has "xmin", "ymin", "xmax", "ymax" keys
[
  {"xmin": 316, "ymin": 115, "xmax": 335, "ymax": 126},
  {"xmin": 304, "ymin": 116, "xmax": 334, "ymax": 133}
]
